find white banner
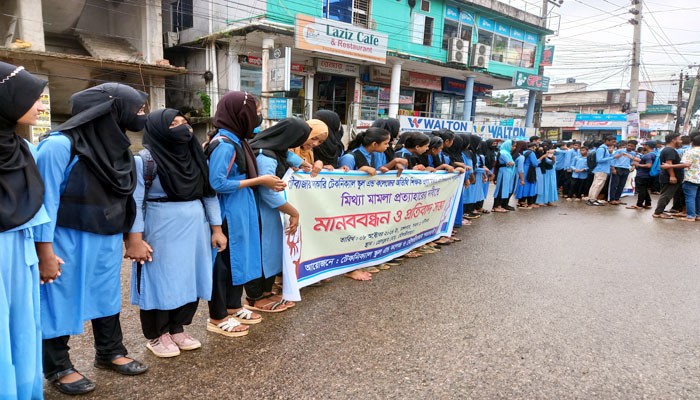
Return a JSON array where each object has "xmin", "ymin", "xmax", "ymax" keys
[
  {"xmin": 398, "ymin": 116, "xmax": 536, "ymax": 139},
  {"xmin": 281, "ymin": 170, "xmax": 464, "ymax": 301}
]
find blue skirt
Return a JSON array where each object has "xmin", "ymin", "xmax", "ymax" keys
[{"xmin": 537, "ymin": 169, "xmax": 559, "ymax": 204}]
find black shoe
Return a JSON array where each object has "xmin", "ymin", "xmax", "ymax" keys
[
  {"xmin": 48, "ymin": 368, "xmax": 96, "ymax": 395},
  {"xmin": 503, "ymin": 205, "xmax": 516, "ymax": 211},
  {"xmin": 586, "ymin": 200, "xmax": 599, "ymax": 206},
  {"xmin": 94, "ymin": 355, "xmax": 148, "ymax": 376}
]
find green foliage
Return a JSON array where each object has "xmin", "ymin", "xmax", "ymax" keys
[{"xmin": 196, "ymin": 90, "xmax": 211, "ymax": 118}]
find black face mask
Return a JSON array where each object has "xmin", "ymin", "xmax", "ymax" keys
[
  {"xmin": 256, "ymin": 113, "xmax": 263, "ymax": 128},
  {"xmin": 170, "ymin": 124, "xmax": 193, "ymax": 143},
  {"xmin": 127, "ymin": 114, "xmax": 147, "ymax": 132}
]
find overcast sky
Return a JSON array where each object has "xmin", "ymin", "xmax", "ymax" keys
[{"xmin": 544, "ymin": 0, "xmax": 700, "ymax": 94}]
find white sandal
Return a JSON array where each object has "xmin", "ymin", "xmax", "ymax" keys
[
  {"xmin": 229, "ymin": 308, "xmax": 263, "ymax": 325},
  {"xmin": 206, "ymin": 318, "xmax": 249, "ymax": 337}
]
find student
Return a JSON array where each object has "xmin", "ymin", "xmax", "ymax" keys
[
  {"xmin": 476, "ymin": 138, "xmax": 499, "ymax": 213},
  {"xmin": 206, "ymin": 91, "xmax": 289, "ymax": 339},
  {"xmin": 0, "ymin": 61, "xmax": 49, "ymax": 400},
  {"xmin": 372, "ymin": 117, "xmax": 400, "ymax": 161},
  {"xmin": 126, "ymin": 109, "xmax": 225, "ymax": 358},
  {"xmin": 36, "ymin": 83, "xmax": 149, "ymax": 395},
  {"xmin": 290, "ymin": 119, "xmax": 328, "ymax": 177},
  {"xmin": 679, "ymin": 133, "xmax": 700, "ymax": 221},
  {"xmin": 417, "ymin": 136, "xmax": 456, "ymax": 172},
  {"xmin": 536, "ymin": 143, "xmax": 558, "ymax": 206},
  {"xmin": 562, "ymin": 141, "xmax": 579, "ymax": 197},
  {"xmin": 394, "ymin": 131, "xmax": 430, "ymax": 170},
  {"xmin": 568, "ymin": 146, "xmax": 590, "ymax": 200},
  {"xmin": 628, "ymin": 141, "xmax": 656, "ymax": 210},
  {"xmin": 338, "ymin": 127, "xmax": 392, "ymax": 280},
  {"xmin": 608, "ymin": 140, "xmax": 637, "ymax": 205},
  {"xmin": 553, "ymin": 142, "xmax": 568, "ymax": 191},
  {"xmin": 313, "ymin": 110, "xmax": 345, "ymax": 168},
  {"xmin": 512, "ymin": 140, "xmax": 528, "ymax": 208},
  {"xmin": 586, "ymin": 135, "xmax": 616, "ymax": 206},
  {"xmin": 250, "ymin": 118, "xmax": 311, "ymax": 301},
  {"xmin": 519, "ymin": 142, "xmax": 540, "ymax": 208},
  {"xmin": 653, "ymin": 133, "xmax": 685, "ymax": 219},
  {"xmin": 492, "ymin": 139, "xmax": 516, "ymax": 212}
]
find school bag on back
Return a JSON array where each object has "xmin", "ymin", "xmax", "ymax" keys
[
  {"xmin": 586, "ymin": 150, "xmax": 597, "ymax": 170},
  {"xmin": 649, "ymin": 153, "xmax": 661, "ymax": 177}
]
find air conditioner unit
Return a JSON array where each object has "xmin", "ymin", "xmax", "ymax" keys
[
  {"xmin": 447, "ymin": 38, "xmax": 469, "ymax": 64},
  {"xmin": 163, "ymin": 31, "xmax": 179, "ymax": 48},
  {"xmin": 471, "ymin": 43, "xmax": 491, "ymax": 68}
]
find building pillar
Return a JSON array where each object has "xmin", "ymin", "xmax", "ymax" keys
[
  {"xmin": 227, "ymin": 41, "xmax": 241, "ymax": 92},
  {"xmin": 16, "ymin": 0, "xmax": 46, "ymax": 51},
  {"xmin": 463, "ymin": 76, "xmax": 475, "ymax": 121},
  {"xmin": 388, "ymin": 61, "xmax": 403, "ymax": 118},
  {"xmin": 261, "ymin": 38, "xmax": 275, "ymax": 126},
  {"xmin": 525, "ymin": 90, "xmax": 536, "ymax": 128},
  {"xmin": 305, "ymin": 73, "xmax": 315, "ymax": 119}
]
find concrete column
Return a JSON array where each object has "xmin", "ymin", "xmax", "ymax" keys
[
  {"xmin": 261, "ymin": 38, "xmax": 275, "ymax": 125},
  {"xmin": 143, "ymin": 0, "xmax": 163, "ymax": 63},
  {"xmin": 227, "ymin": 42, "xmax": 241, "ymax": 92},
  {"xmin": 525, "ymin": 90, "xmax": 536, "ymax": 128},
  {"xmin": 149, "ymin": 76, "xmax": 166, "ymax": 110},
  {"xmin": 463, "ymin": 76, "xmax": 475, "ymax": 121},
  {"xmin": 305, "ymin": 73, "xmax": 315, "ymax": 119},
  {"xmin": 388, "ymin": 61, "xmax": 403, "ymax": 118},
  {"xmin": 17, "ymin": 0, "xmax": 46, "ymax": 51}
]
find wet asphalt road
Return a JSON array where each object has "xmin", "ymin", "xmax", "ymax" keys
[{"xmin": 44, "ymin": 198, "xmax": 700, "ymax": 400}]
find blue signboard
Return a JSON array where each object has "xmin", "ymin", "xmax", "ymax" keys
[
  {"xmin": 268, "ymin": 98, "xmax": 291, "ymax": 120},
  {"xmin": 575, "ymin": 114, "xmax": 627, "ymax": 122},
  {"xmin": 495, "ymin": 22, "xmax": 510, "ymax": 36},
  {"xmin": 478, "ymin": 16, "xmax": 494, "ymax": 31},
  {"xmin": 445, "ymin": 6, "xmax": 474, "ymax": 25},
  {"xmin": 510, "ymin": 27, "xmax": 524, "ymax": 41},
  {"xmin": 524, "ymin": 32, "xmax": 538, "ymax": 44}
]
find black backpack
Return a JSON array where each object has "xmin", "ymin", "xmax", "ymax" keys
[{"xmin": 587, "ymin": 150, "xmax": 598, "ymax": 170}]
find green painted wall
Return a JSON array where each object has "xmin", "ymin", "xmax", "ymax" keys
[{"xmin": 266, "ymin": 0, "xmax": 321, "ymax": 26}]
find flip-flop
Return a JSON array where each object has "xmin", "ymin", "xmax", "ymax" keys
[
  {"xmin": 652, "ymin": 214, "xmax": 673, "ymax": 219},
  {"xmin": 626, "ymin": 205, "xmax": 641, "ymax": 209}
]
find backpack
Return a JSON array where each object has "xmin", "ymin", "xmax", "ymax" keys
[
  {"xmin": 204, "ymin": 135, "xmax": 247, "ymax": 176},
  {"xmin": 586, "ymin": 150, "xmax": 598, "ymax": 170},
  {"xmin": 524, "ymin": 150, "xmax": 537, "ymax": 183},
  {"xmin": 649, "ymin": 153, "xmax": 661, "ymax": 177}
]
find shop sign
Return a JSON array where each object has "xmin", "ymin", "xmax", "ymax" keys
[
  {"xmin": 268, "ymin": 98, "xmax": 292, "ymax": 120},
  {"xmin": 540, "ymin": 112, "xmax": 576, "ymax": 127},
  {"xmin": 245, "ymin": 55, "xmax": 306, "ymax": 73},
  {"xmin": 398, "ymin": 116, "xmax": 535, "ymax": 138},
  {"xmin": 369, "ymin": 66, "xmax": 409, "ymax": 85},
  {"xmin": 295, "ymin": 14, "xmax": 388, "ymax": 64},
  {"xmin": 31, "ymin": 88, "xmax": 51, "ymax": 144},
  {"xmin": 441, "ymin": 78, "xmax": 492, "ymax": 96},
  {"xmin": 540, "ymin": 45, "xmax": 554, "ymax": 67},
  {"xmin": 512, "ymin": 71, "xmax": 550, "ymax": 92},
  {"xmin": 574, "ymin": 113, "xmax": 627, "ymax": 130},
  {"xmin": 643, "ymin": 104, "xmax": 674, "ymax": 114},
  {"xmin": 268, "ymin": 47, "xmax": 291, "ymax": 92},
  {"xmin": 626, "ymin": 112, "xmax": 640, "ymax": 139},
  {"xmin": 445, "ymin": 6, "xmax": 474, "ymax": 25},
  {"xmin": 408, "ymin": 72, "xmax": 441, "ymax": 91},
  {"xmin": 316, "ymin": 59, "xmax": 360, "ymax": 77}
]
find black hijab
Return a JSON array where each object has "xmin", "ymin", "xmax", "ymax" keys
[
  {"xmin": 57, "ymin": 83, "xmax": 147, "ymax": 196},
  {"xmin": 143, "ymin": 109, "xmax": 214, "ymax": 200},
  {"xmin": 0, "ymin": 62, "xmax": 47, "ymax": 231},
  {"xmin": 372, "ymin": 117, "xmax": 400, "ymax": 160},
  {"xmin": 313, "ymin": 110, "xmax": 344, "ymax": 167},
  {"xmin": 250, "ymin": 118, "xmax": 311, "ymax": 178},
  {"xmin": 444, "ymin": 134, "xmax": 464, "ymax": 164},
  {"xmin": 213, "ymin": 91, "xmax": 259, "ymax": 178}
]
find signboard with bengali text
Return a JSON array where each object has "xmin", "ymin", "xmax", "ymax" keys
[{"xmin": 512, "ymin": 71, "xmax": 550, "ymax": 92}]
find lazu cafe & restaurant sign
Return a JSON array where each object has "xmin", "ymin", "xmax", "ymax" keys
[{"xmin": 295, "ymin": 14, "xmax": 388, "ymax": 64}]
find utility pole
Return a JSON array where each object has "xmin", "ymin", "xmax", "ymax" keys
[
  {"xmin": 627, "ymin": 0, "xmax": 642, "ymax": 139},
  {"xmin": 674, "ymin": 71, "xmax": 685, "ymax": 133},
  {"xmin": 683, "ymin": 65, "xmax": 700, "ymax": 135},
  {"xmin": 534, "ymin": 0, "xmax": 563, "ymax": 130}
]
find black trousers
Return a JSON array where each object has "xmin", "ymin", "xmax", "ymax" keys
[
  {"xmin": 652, "ymin": 175, "xmax": 661, "ymax": 192},
  {"xmin": 475, "ymin": 200, "xmax": 484, "ymax": 210},
  {"xmin": 562, "ymin": 170, "xmax": 573, "ymax": 195},
  {"xmin": 43, "ymin": 313, "xmax": 127, "ymax": 379},
  {"xmin": 464, "ymin": 203, "xmax": 476, "ymax": 214},
  {"xmin": 673, "ymin": 183, "xmax": 685, "ymax": 211},
  {"xmin": 635, "ymin": 176, "xmax": 652, "ymax": 207},
  {"xmin": 556, "ymin": 169, "xmax": 566, "ymax": 189},
  {"xmin": 139, "ymin": 301, "xmax": 198, "ymax": 340},
  {"xmin": 583, "ymin": 174, "xmax": 594, "ymax": 195},
  {"xmin": 608, "ymin": 169, "xmax": 630, "ymax": 201},
  {"xmin": 654, "ymin": 182, "xmax": 679, "ymax": 214},
  {"xmin": 569, "ymin": 178, "xmax": 587, "ymax": 198}
]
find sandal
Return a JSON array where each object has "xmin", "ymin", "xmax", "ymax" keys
[
  {"xmin": 450, "ymin": 236, "xmax": 462, "ymax": 242},
  {"xmin": 384, "ymin": 261, "xmax": 401, "ymax": 266},
  {"xmin": 377, "ymin": 263, "xmax": 391, "ymax": 270},
  {"xmin": 206, "ymin": 318, "xmax": 249, "ymax": 337},
  {"xmin": 270, "ymin": 294, "xmax": 295, "ymax": 308},
  {"xmin": 626, "ymin": 205, "xmax": 641, "ymax": 209},
  {"xmin": 344, "ymin": 269, "xmax": 372, "ymax": 281},
  {"xmin": 652, "ymin": 214, "xmax": 673, "ymax": 219},
  {"xmin": 405, "ymin": 251, "xmax": 422, "ymax": 258},
  {"xmin": 364, "ymin": 266, "xmax": 381, "ymax": 273},
  {"xmin": 229, "ymin": 308, "xmax": 262, "ymax": 325},
  {"xmin": 244, "ymin": 295, "xmax": 288, "ymax": 313},
  {"xmin": 492, "ymin": 208, "xmax": 507, "ymax": 213}
]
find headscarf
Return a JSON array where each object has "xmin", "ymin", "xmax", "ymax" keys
[
  {"xmin": 292, "ymin": 119, "xmax": 328, "ymax": 164},
  {"xmin": 143, "ymin": 109, "xmax": 214, "ymax": 201},
  {"xmin": 250, "ymin": 118, "xmax": 311, "ymax": 178},
  {"xmin": 444, "ymin": 134, "xmax": 463, "ymax": 164},
  {"xmin": 0, "ymin": 62, "xmax": 47, "ymax": 231},
  {"xmin": 313, "ymin": 110, "xmax": 344, "ymax": 167},
  {"xmin": 212, "ymin": 91, "xmax": 259, "ymax": 178},
  {"xmin": 372, "ymin": 117, "xmax": 400, "ymax": 160},
  {"xmin": 499, "ymin": 139, "xmax": 515, "ymax": 165},
  {"xmin": 479, "ymin": 138, "xmax": 499, "ymax": 169},
  {"xmin": 56, "ymin": 82, "xmax": 147, "ymax": 196},
  {"xmin": 512, "ymin": 140, "xmax": 528, "ymax": 159}
]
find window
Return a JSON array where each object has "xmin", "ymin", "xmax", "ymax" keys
[
  {"xmin": 595, "ymin": 109, "xmax": 604, "ymax": 114},
  {"xmin": 423, "ymin": 17, "xmax": 434, "ymax": 46},
  {"xmin": 171, "ymin": 0, "xmax": 193, "ymax": 31},
  {"xmin": 420, "ymin": 0, "xmax": 430, "ymax": 12},
  {"xmin": 491, "ymin": 34, "xmax": 508, "ymax": 62},
  {"xmin": 506, "ymin": 39, "xmax": 523, "ymax": 65},
  {"xmin": 240, "ymin": 66, "xmax": 262, "ymax": 97},
  {"xmin": 477, "ymin": 31, "xmax": 492, "ymax": 46},
  {"xmin": 323, "ymin": 0, "xmax": 370, "ymax": 28},
  {"xmin": 521, "ymin": 43, "xmax": 536, "ymax": 68},
  {"xmin": 442, "ymin": 21, "xmax": 472, "ymax": 50}
]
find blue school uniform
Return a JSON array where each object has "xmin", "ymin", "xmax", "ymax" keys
[
  {"xmin": 536, "ymin": 157, "xmax": 558, "ymax": 204},
  {"xmin": 592, "ymin": 144, "xmax": 614, "ymax": 174},
  {"xmin": 513, "ymin": 154, "xmax": 525, "ymax": 199},
  {"xmin": 339, "ymin": 147, "xmax": 387, "ymax": 170},
  {"xmin": 255, "ymin": 151, "xmax": 303, "ymax": 279},
  {"xmin": 129, "ymin": 154, "xmax": 222, "ymax": 311},
  {"xmin": 475, "ymin": 154, "xmax": 488, "ymax": 202},
  {"xmin": 35, "ymin": 133, "xmax": 124, "ymax": 339},
  {"xmin": 208, "ymin": 129, "xmax": 262, "ymax": 286},
  {"xmin": 493, "ymin": 140, "xmax": 515, "ymax": 199},
  {"xmin": 0, "ymin": 141, "xmax": 49, "ymax": 400},
  {"xmin": 462, "ymin": 155, "xmax": 478, "ymax": 204},
  {"xmin": 554, "ymin": 148, "xmax": 568, "ymax": 170},
  {"xmin": 519, "ymin": 150, "xmax": 539, "ymax": 199},
  {"xmin": 571, "ymin": 156, "xmax": 589, "ymax": 179}
]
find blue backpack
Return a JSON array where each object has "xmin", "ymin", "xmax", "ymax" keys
[{"xmin": 649, "ymin": 153, "xmax": 661, "ymax": 177}]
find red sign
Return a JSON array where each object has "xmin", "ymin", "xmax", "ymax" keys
[
  {"xmin": 246, "ymin": 55, "xmax": 305, "ymax": 73},
  {"xmin": 408, "ymin": 72, "xmax": 441, "ymax": 91}
]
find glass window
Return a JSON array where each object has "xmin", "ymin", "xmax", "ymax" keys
[
  {"xmin": 324, "ymin": 0, "xmax": 352, "ymax": 24},
  {"xmin": 521, "ymin": 43, "xmax": 536, "ymax": 68},
  {"xmin": 460, "ymin": 26, "xmax": 472, "ymax": 43},
  {"xmin": 442, "ymin": 20, "xmax": 459, "ymax": 50},
  {"xmin": 171, "ymin": 0, "xmax": 193, "ymax": 31},
  {"xmin": 477, "ymin": 31, "xmax": 492, "ymax": 46},
  {"xmin": 506, "ymin": 39, "xmax": 523, "ymax": 66},
  {"xmin": 453, "ymin": 97, "xmax": 464, "ymax": 120},
  {"xmin": 491, "ymin": 34, "xmax": 508, "ymax": 63},
  {"xmin": 420, "ymin": 0, "xmax": 430, "ymax": 12},
  {"xmin": 360, "ymin": 85, "xmax": 390, "ymax": 120},
  {"xmin": 240, "ymin": 66, "xmax": 262, "ymax": 97},
  {"xmin": 433, "ymin": 93, "xmax": 453, "ymax": 119},
  {"xmin": 423, "ymin": 16, "xmax": 434, "ymax": 46},
  {"xmin": 398, "ymin": 89, "xmax": 415, "ymax": 116}
]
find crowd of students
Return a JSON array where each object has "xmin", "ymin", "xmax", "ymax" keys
[{"xmin": 3, "ymin": 61, "xmax": 700, "ymax": 399}]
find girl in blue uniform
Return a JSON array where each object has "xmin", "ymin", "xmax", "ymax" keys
[
  {"xmin": 206, "ymin": 92, "xmax": 288, "ymax": 338},
  {"xmin": 492, "ymin": 139, "xmax": 516, "ymax": 213},
  {"xmin": 126, "ymin": 109, "xmax": 226, "ymax": 357},
  {"xmin": 250, "ymin": 118, "xmax": 310, "ymax": 305},
  {"xmin": 417, "ymin": 136, "xmax": 456, "ymax": 172},
  {"xmin": 536, "ymin": 143, "xmax": 559, "ymax": 206},
  {"xmin": 394, "ymin": 132, "xmax": 430, "ymax": 170},
  {"xmin": 518, "ymin": 142, "xmax": 540, "ymax": 208},
  {"xmin": 0, "ymin": 62, "xmax": 49, "ymax": 400},
  {"xmin": 512, "ymin": 141, "xmax": 528, "ymax": 208},
  {"xmin": 313, "ymin": 110, "xmax": 345, "ymax": 169},
  {"xmin": 35, "ymin": 83, "xmax": 149, "ymax": 395}
]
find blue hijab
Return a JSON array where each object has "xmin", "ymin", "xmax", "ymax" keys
[{"xmin": 499, "ymin": 139, "xmax": 514, "ymax": 165}]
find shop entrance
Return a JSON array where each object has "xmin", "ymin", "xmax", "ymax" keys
[{"xmin": 316, "ymin": 74, "xmax": 353, "ymax": 124}]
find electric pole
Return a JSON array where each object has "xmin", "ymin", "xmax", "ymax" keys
[
  {"xmin": 627, "ymin": 0, "xmax": 642, "ymax": 139},
  {"xmin": 674, "ymin": 70, "xmax": 684, "ymax": 133},
  {"xmin": 683, "ymin": 65, "xmax": 700, "ymax": 135}
]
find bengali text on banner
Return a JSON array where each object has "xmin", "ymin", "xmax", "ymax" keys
[{"xmin": 280, "ymin": 170, "xmax": 465, "ymax": 301}]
